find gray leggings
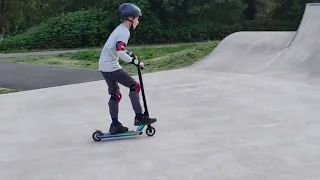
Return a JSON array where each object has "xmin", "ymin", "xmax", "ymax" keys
[{"xmin": 100, "ymin": 69, "xmax": 142, "ymax": 118}]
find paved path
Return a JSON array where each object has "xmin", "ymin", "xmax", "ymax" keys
[
  {"xmin": 0, "ymin": 62, "xmax": 103, "ymax": 91},
  {"xmin": 0, "ymin": 48, "xmax": 105, "ymax": 91}
]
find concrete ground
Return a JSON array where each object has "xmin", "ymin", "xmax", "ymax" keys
[
  {"xmin": 1, "ymin": 3, "xmax": 320, "ymax": 180},
  {"xmin": 1, "ymin": 69, "xmax": 320, "ymax": 180}
]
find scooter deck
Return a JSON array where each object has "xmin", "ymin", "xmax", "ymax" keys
[
  {"xmin": 92, "ymin": 124, "xmax": 155, "ymax": 141},
  {"xmin": 94, "ymin": 130, "xmax": 143, "ymax": 140}
]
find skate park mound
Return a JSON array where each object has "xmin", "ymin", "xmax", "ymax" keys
[
  {"xmin": 191, "ymin": 3, "xmax": 320, "ymax": 85},
  {"xmin": 190, "ymin": 31, "xmax": 295, "ymax": 73},
  {"xmin": 260, "ymin": 3, "xmax": 320, "ymax": 84}
]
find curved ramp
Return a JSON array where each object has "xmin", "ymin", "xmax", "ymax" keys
[
  {"xmin": 191, "ymin": 31, "xmax": 295, "ymax": 73},
  {"xmin": 192, "ymin": 3, "xmax": 320, "ymax": 83},
  {"xmin": 262, "ymin": 3, "xmax": 320, "ymax": 78}
]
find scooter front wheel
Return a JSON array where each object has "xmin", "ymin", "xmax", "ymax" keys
[{"xmin": 146, "ymin": 126, "xmax": 156, "ymax": 136}]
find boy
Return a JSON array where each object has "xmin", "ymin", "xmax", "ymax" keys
[{"xmin": 98, "ymin": 3, "xmax": 157, "ymax": 135}]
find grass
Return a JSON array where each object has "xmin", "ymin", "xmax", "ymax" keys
[
  {"xmin": 0, "ymin": 88, "xmax": 18, "ymax": 94},
  {"xmin": 0, "ymin": 41, "xmax": 220, "ymax": 74},
  {"xmin": 0, "ymin": 42, "xmax": 204, "ymax": 54}
]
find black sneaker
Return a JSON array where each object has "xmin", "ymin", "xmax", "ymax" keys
[
  {"xmin": 134, "ymin": 115, "xmax": 157, "ymax": 126},
  {"xmin": 109, "ymin": 123, "xmax": 129, "ymax": 134}
]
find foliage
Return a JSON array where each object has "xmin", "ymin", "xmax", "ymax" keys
[
  {"xmin": 0, "ymin": 8, "xmax": 114, "ymax": 50},
  {"xmin": 0, "ymin": 0, "xmax": 316, "ymax": 51},
  {"xmin": 0, "ymin": 88, "xmax": 18, "ymax": 94}
]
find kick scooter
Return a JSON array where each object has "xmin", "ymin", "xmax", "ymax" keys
[{"xmin": 92, "ymin": 49, "xmax": 156, "ymax": 141}]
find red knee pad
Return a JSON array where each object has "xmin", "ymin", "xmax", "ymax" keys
[
  {"xmin": 116, "ymin": 92, "xmax": 122, "ymax": 103},
  {"xmin": 130, "ymin": 82, "xmax": 140, "ymax": 93},
  {"xmin": 111, "ymin": 92, "xmax": 122, "ymax": 103},
  {"xmin": 134, "ymin": 82, "xmax": 140, "ymax": 93}
]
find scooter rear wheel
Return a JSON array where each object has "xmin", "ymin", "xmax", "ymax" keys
[{"xmin": 92, "ymin": 130, "xmax": 103, "ymax": 141}]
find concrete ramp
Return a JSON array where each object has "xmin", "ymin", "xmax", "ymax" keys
[
  {"xmin": 262, "ymin": 3, "xmax": 320, "ymax": 80},
  {"xmin": 191, "ymin": 3, "xmax": 320, "ymax": 84},
  {"xmin": 191, "ymin": 31, "xmax": 295, "ymax": 73}
]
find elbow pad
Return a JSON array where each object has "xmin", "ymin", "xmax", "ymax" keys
[
  {"xmin": 116, "ymin": 41, "xmax": 126, "ymax": 51},
  {"xmin": 116, "ymin": 41, "xmax": 131, "ymax": 62},
  {"xmin": 116, "ymin": 41, "xmax": 140, "ymax": 65}
]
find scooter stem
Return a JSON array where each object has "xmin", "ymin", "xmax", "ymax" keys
[
  {"xmin": 137, "ymin": 66, "xmax": 149, "ymax": 117},
  {"xmin": 121, "ymin": 47, "xmax": 149, "ymax": 117}
]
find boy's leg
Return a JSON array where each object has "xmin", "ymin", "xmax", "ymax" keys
[
  {"xmin": 100, "ymin": 71, "xmax": 129, "ymax": 134},
  {"xmin": 109, "ymin": 69, "xmax": 157, "ymax": 126}
]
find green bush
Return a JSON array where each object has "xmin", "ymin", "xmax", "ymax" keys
[
  {"xmin": 0, "ymin": 7, "xmax": 301, "ymax": 51},
  {"xmin": 0, "ymin": 8, "xmax": 115, "ymax": 51}
]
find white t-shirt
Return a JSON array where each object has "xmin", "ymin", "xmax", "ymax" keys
[{"xmin": 98, "ymin": 23, "xmax": 132, "ymax": 72}]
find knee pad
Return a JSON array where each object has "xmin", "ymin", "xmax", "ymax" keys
[
  {"xmin": 110, "ymin": 92, "xmax": 122, "ymax": 103},
  {"xmin": 130, "ymin": 82, "xmax": 140, "ymax": 93}
]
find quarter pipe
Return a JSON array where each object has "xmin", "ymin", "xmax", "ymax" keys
[{"xmin": 191, "ymin": 3, "xmax": 320, "ymax": 84}]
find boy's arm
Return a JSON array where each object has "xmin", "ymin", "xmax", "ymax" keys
[{"xmin": 116, "ymin": 33, "xmax": 140, "ymax": 66}]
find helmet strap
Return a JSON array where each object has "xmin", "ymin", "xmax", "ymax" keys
[{"xmin": 127, "ymin": 17, "xmax": 135, "ymax": 32}]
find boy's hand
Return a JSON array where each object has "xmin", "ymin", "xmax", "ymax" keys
[
  {"xmin": 139, "ymin": 62, "xmax": 144, "ymax": 70},
  {"xmin": 131, "ymin": 54, "xmax": 144, "ymax": 69}
]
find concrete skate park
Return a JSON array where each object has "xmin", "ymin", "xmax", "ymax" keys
[{"xmin": 1, "ymin": 3, "xmax": 320, "ymax": 180}]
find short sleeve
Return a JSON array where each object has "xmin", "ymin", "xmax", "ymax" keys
[{"xmin": 116, "ymin": 28, "xmax": 130, "ymax": 45}]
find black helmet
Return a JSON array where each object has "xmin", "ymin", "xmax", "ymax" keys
[{"xmin": 118, "ymin": 3, "xmax": 142, "ymax": 21}]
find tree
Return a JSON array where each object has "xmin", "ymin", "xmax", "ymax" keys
[{"xmin": 243, "ymin": 0, "xmax": 257, "ymax": 20}]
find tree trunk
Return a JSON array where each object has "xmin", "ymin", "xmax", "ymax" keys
[
  {"xmin": 0, "ymin": 0, "xmax": 5, "ymax": 35},
  {"xmin": 244, "ymin": 0, "xmax": 257, "ymax": 20}
]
